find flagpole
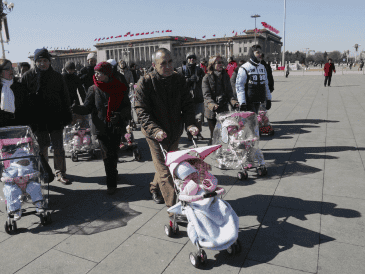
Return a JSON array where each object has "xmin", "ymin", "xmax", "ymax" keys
[{"xmin": 282, "ymin": 0, "xmax": 286, "ymax": 75}]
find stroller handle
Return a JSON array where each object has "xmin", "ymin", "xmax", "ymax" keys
[{"xmin": 159, "ymin": 143, "xmax": 167, "ymax": 160}]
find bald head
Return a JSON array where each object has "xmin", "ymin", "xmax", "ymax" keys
[{"xmin": 153, "ymin": 48, "xmax": 173, "ymax": 77}]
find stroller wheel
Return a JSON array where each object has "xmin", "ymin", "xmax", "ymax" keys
[
  {"xmin": 4, "ymin": 221, "xmax": 11, "ymax": 234},
  {"xmin": 244, "ymin": 171, "xmax": 248, "ymax": 179},
  {"xmin": 89, "ymin": 149, "xmax": 96, "ymax": 160},
  {"xmin": 71, "ymin": 153, "xmax": 78, "ymax": 162},
  {"xmin": 189, "ymin": 252, "xmax": 200, "ymax": 268},
  {"xmin": 164, "ymin": 224, "xmax": 173, "ymax": 237},
  {"xmin": 257, "ymin": 168, "xmax": 263, "ymax": 177},
  {"xmin": 235, "ymin": 239, "xmax": 242, "ymax": 253},
  {"xmin": 237, "ymin": 172, "xmax": 243, "ymax": 180},
  {"xmin": 262, "ymin": 166, "xmax": 268, "ymax": 176},
  {"xmin": 199, "ymin": 249, "xmax": 207, "ymax": 264},
  {"xmin": 174, "ymin": 224, "xmax": 179, "ymax": 235},
  {"xmin": 269, "ymin": 129, "xmax": 275, "ymax": 136},
  {"xmin": 11, "ymin": 220, "xmax": 17, "ymax": 233},
  {"xmin": 227, "ymin": 244, "xmax": 236, "ymax": 256},
  {"xmin": 46, "ymin": 212, "xmax": 52, "ymax": 224}
]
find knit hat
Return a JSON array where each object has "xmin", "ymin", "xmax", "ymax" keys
[
  {"xmin": 65, "ymin": 61, "xmax": 75, "ymax": 70},
  {"xmin": 94, "ymin": 62, "xmax": 113, "ymax": 78},
  {"xmin": 174, "ymin": 161, "xmax": 198, "ymax": 180},
  {"xmin": 87, "ymin": 52, "xmax": 97, "ymax": 60},
  {"xmin": 106, "ymin": 59, "xmax": 117, "ymax": 66},
  {"xmin": 0, "ymin": 59, "xmax": 11, "ymax": 71},
  {"xmin": 34, "ymin": 48, "xmax": 52, "ymax": 62}
]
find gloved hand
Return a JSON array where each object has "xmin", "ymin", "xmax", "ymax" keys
[
  {"xmin": 240, "ymin": 104, "xmax": 247, "ymax": 111},
  {"xmin": 234, "ymin": 103, "xmax": 240, "ymax": 109},
  {"xmin": 70, "ymin": 100, "xmax": 81, "ymax": 114},
  {"xmin": 189, "ymin": 126, "xmax": 199, "ymax": 136},
  {"xmin": 266, "ymin": 100, "xmax": 272, "ymax": 110},
  {"xmin": 155, "ymin": 130, "xmax": 167, "ymax": 142},
  {"xmin": 110, "ymin": 111, "xmax": 120, "ymax": 125},
  {"xmin": 189, "ymin": 75, "xmax": 198, "ymax": 82}
]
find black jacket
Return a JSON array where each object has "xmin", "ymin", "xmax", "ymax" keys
[
  {"xmin": 0, "ymin": 79, "xmax": 31, "ymax": 127},
  {"xmin": 62, "ymin": 72, "xmax": 86, "ymax": 105},
  {"xmin": 230, "ymin": 67, "xmax": 239, "ymax": 99},
  {"xmin": 261, "ymin": 60, "xmax": 274, "ymax": 92},
  {"xmin": 79, "ymin": 65, "xmax": 95, "ymax": 92},
  {"xmin": 74, "ymin": 84, "xmax": 131, "ymax": 136},
  {"xmin": 178, "ymin": 64, "xmax": 205, "ymax": 104},
  {"xmin": 20, "ymin": 67, "xmax": 72, "ymax": 131}
]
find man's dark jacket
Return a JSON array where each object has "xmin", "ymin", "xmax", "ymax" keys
[
  {"xmin": 62, "ymin": 72, "xmax": 86, "ymax": 105},
  {"xmin": 261, "ymin": 60, "xmax": 274, "ymax": 92},
  {"xmin": 20, "ymin": 67, "xmax": 72, "ymax": 131},
  {"xmin": 134, "ymin": 70, "xmax": 196, "ymax": 147},
  {"xmin": 79, "ymin": 65, "xmax": 95, "ymax": 92},
  {"xmin": 177, "ymin": 64, "xmax": 205, "ymax": 104}
]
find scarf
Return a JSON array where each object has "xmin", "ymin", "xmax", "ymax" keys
[
  {"xmin": 0, "ymin": 78, "xmax": 15, "ymax": 113},
  {"xmin": 93, "ymin": 75, "xmax": 127, "ymax": 122},
  {"xmin": 249, "ymin": 52, "xmax": 260, "ymax": 67}
]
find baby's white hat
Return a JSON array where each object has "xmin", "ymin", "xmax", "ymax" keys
[{"xmin": 174, "ymin": 161, "xmax": 197, "ymax": 180}]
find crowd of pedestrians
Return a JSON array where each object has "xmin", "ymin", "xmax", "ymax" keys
[{"xmin": 0, "ymin": 44, "xmax": 275, "ymax": 211}]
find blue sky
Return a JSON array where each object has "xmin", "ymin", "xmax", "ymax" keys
[{"xmin": 4, "ymin": 0, "xmax": 365, "ymax": 63}]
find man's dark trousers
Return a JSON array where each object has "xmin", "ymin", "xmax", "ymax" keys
[{"xmin": 324, "ymin": 76, "xmax": 332, "ymax": 87}]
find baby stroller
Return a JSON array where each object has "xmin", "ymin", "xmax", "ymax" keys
[
  {"xmin": 0, "ymin": 126, "xmax": 53, "ymax": 234},
  {"xmin": 257, "ymin": 104, "xmax": 274, "ymax": 136},
  {"xmin": 118, "ymin": 84, "xmax": 141, "ymax": 161},
  {"xmin": 212, "ymin": 111, "xmax": 267, "ymax": 180},
  {"xmin": 63, "ymin": 115, "xmax": 97, "ymax": 162},
  {"xmin": 160, "ymin": 141, "xmax": 240, "ymax": 268}
]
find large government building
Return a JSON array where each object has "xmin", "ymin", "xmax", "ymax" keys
[{"xmin": 28, "ymin": 29, "xmax": 282, "ymax": 72}]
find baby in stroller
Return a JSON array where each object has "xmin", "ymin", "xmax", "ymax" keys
[
  {"xmin": 164, "ymin": 145, "xmax": 240, "ymax": 268},
  {"xmin": 213, "ymin": 111, "xmax": 267, "ymax": 179},
  {"xmin": 1, "ymin": 148, "xmax": 43, "ymax": 221}
]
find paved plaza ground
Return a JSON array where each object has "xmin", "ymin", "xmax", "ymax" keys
[{"xmin": 1, "ymin": 74, "xmax": 365, "ymax": 274}]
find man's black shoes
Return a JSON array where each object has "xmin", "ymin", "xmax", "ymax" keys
[{"xmin": 151, "ymin": 190, "xmax": 164, "ymax": 204}]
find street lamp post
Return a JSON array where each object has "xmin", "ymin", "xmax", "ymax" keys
[
  {"xmin": 0, "ymin": 1, "xmax": 14, "ymax": 58},
  {"xmin": 272, "ymin": 51, "xmax": 278, "ymax": 63},
  {"xmin": 282, "ymin": 0, "xmax": 286, "ymax": 75},
  {"xmin": 224, "ymin": 39, "xmax": 233, "ymax": 59},
  {"xmin": 251, "ymin": 14, "xmax": 261, "ymax": 45}
]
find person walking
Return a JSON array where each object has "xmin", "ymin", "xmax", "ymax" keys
[
  {"xmin": 226, "ymin": 57, "xmax": 237, "ymax": 78},
  {"xmin": 178, "ymin": 52, "xmax": 205, "ymax": 141},
  {"xmin": 0, "ymin": 59, "xmax": 30, "ymax": 127},
  {"xmin": 21, "ymin": 48, "xmax": 72, "ymax": 185},
  {"xmin": 261, "ymin": 54, "xmax": 274, "ymax": 93},
  {"xmin": 71, "ymin": 62, "xmax": 131, "ymax": 195},
  {"xmin": 62, "ymin": 61, "xmax": 86, "ymax": 105},
  {"xmin": 134, "ymin": 48, "xmax": 198, "ymax": 209},
  {"xmin": 118, "ymin": 60, "xmax": 134, "ymax": 87},
  {"xmin": 200, "ymin": 58, "xmax": 207, "ymax": 74},
  {"xmin": 202, "ymin": 55, "xmax": 239, "ymax": 143},
  {"xmin": 230, "ymin": 59, "xmax": 245, "ymax": 99},
  {"xmin": 324, "ymin": 58, "xmax": 336, "ymax": 87},
  {"xmin": 236, "ymin": 45, "xmax": 272, "ymax": 114},
  {"xmin": 286, "ymin": 63, "xmax": 290, "ymax": 78}
]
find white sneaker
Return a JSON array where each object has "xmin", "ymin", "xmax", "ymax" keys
[
  {"xmin": 14, "ymin": 210, "xmax": 22, "ymax": 221},
  {"xmin": 35, "ymin": 201, "xmax": 44, "ymax": 214}
]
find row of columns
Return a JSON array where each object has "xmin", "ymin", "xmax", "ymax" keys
[{"xmin": 107, "ymin": 45, "xmax": 160, "ymax": 64}]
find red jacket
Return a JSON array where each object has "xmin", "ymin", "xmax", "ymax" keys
[
  {"xmin": 226, "ymin": 61, "xmax": 237, "ymax": 78},
  {"xmin": 324, "ymin": 63, "xmax": 336, "ymax": 76}
]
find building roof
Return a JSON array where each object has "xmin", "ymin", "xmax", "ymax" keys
[{"xmin": 94, "ymin": 36, "xmax": 197, "ymax": 47}]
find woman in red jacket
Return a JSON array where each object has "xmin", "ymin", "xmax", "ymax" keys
[{"xmin": 324, "ymin": 58, "xmax": 336, "ymax": 87}]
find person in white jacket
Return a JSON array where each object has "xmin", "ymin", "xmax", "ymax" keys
[{"xmin": 236, "ymin": 45, "xmax": 272, "ymax": 114}]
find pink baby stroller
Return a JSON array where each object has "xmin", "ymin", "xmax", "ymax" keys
[
  {"xmin": 63, "ymin": 116, "xmax": 96, "ymax": 162},
  {"xmin": 258, "ymin": 104, "xmax": 274, "ymax": 136},
  {"xmin": 212, "ymin": 111, "xmax": 267, "ymax": 180},
  {"xmin": 160, "ymin": 142, "xmax": 240, "ymax": 268},
  {"xmin": 0, "ymin": 126, "xmax": 53, "ymax": 234}
]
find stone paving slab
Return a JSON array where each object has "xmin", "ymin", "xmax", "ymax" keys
[{"xmin": 1, "ymin": 75, "xmax": 365, "ymax": 273}]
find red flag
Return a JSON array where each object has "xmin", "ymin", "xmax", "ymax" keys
[
  {"xmin": 130, "ymin": 34, "xmax": 134, "ymax": 37},
  {"xmin": 141, "ymin": 32, "xmax": 144, "ymax": 35},
  {"xmin": 146, "ymin": 32, "xmax": 149, "ymax": 34},
  {"xmin": 232, "ymin": 30, "xmax": 234, "ymax": 33},
  {"xmin": 136, "ymin": 33, "xmax": 140, "ymax": 36},
  {"xmin": 184, "ymin": 38, "xmax": 187, "ymax": 41},
  {"xmin": 94, "ymin": 38, "xmax": 97, "ymax": 41},
  {"xmin": 102, "ymin": 37, "xmax": 105, "ymax": 40},
  {"xmin": 235, "ymin": 32, "xmax": 237, "ymax": 36},
  {"xmin": 243, "ymin": 29, "xmax": 246, "ymax": 32},
  {"xmin": 156, "ymin": 31, "xmax": 159, "ymax": 33},
  {"xmin": 111, "ymin": 36, "xmax": 113, "ymax": 38},
  {"xmin": 127, "ymin": 31, "xmax": 131, "ymax": 35},
  {"xmin": 151, "ymin": 31, "xmax": 154, "ymax": 34},
  {"xmin": 162, "ymin": 30, "xmax": 164, "ymax": 33},
  {"xmin": 98, "ymin": 38, "xmax": 101, "ymax": 41},
  {"xmin": 124, "ymin": 34, "xmax": 128, "ymax": 37},
  {"xmin": 202, "ymin": 35, "xmax": 206, "ymax": 38},
  {"xmin": 107, "ymin": 37, "xmax": 109, "ymax": 40},
  {"xmin": 175, "ymin": 37, "xmax": 178, "ymax": 40},
  {"xmin": 213, "ymin": 34, "xmax": 215, "ymax": 37}
]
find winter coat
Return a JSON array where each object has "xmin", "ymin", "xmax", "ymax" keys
[
  {"xmin": 76, "ymin": 84, "xmax": 131, "ymax": 136},
  {"xmin": 324, "ymin": 63, "xmax": 336, "ymax": 76},
  {"xmin": 226, "ymin": 61, "xmax": 238, "ymax": 78},
  {"xmin": 0, "ymin": 78, "xmax": 31, "ymax": 127},
  {"xmin": 134, "ymin": 70, "xmax": 196, "ymax": 147},
  {"xmin": 202, "ymin": 70, "xmax": 238, "ymax": 119},
  {"xmin": 261, "ymin": 60, "xmax": 274, "ymax": 92},
  {"xmin": 119, "ymin": 69, "xmax": 134, "ymax": 86},
  {"xmin": 62, "ymin": 72, "xmax": 86, "ymax": 105},
  {"xmin": 20, "ymin": 67, "xmax": 72, "ymax": 131},
  {"xmin": 200, "ymin": 63, "xmax": 207, "ymax": 74},
  {"xmin": 79, "ymin": 65, "xmax": 95, "ymax": 92},
  {"xmin": 236, "ymin": 61, "xmax": 272, "ymax": 105},
  {"xmin": 177, "ymin": 64, "xmax": 205, "ymax": 104}
]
